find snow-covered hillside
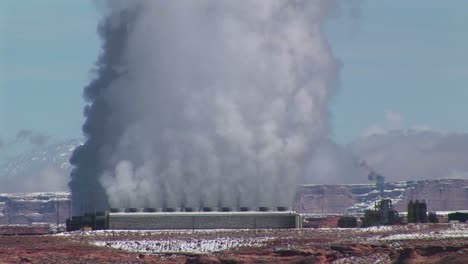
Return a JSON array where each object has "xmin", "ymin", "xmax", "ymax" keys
[{"xmin": 0, "ymin": 139, "xmax": 82, "ymax": 192}]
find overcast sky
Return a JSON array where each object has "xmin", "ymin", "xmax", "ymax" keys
[{"xmin": 0, "ymin": 0, "xmax": 467, "ymax": 143}]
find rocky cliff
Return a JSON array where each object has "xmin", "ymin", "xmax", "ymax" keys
[
  {"xmin": 0, "ymin": 192, "xmax": 70, "ymax": 224},
  {"xmin": 294, "ymin": 178, "xmax": 468, "ymax": 214}
]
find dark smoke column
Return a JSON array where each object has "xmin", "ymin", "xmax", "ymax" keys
[
  {"xmin": 70, "ymin": 1, "xmax": 341, "ymax": 215},
  {"xmin": 69, "ymin": 5, "xmax": 140, "ymax": 214}
]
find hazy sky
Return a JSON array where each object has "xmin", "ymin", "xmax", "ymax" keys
[{"xmin": 0, "ymin": 0, "xmax": 467, "ymax": 143}]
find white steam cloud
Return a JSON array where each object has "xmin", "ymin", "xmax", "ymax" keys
[{"xmin": 70, "ymin": 0, "xmax": 342, "ymax": 212}]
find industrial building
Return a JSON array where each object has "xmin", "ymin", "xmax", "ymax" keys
[{"xmin": 67, "ymin": 208, "xmax": 302, "ymax": 230}]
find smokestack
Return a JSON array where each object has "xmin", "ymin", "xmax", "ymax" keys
[
  {"xmin": 184, "ymin": 207, "xmax": 195, "ymax": 212},
  {"xmin": 70, "ymin": 1, "xmax": 341, "ymax": 215},
  {"xmin": 240, "ymin": 207, "xmax": 251, "ymax": 212},
  {"xmin": 221, "ymin": 207, "xmax": 232, "ymax": 212}
]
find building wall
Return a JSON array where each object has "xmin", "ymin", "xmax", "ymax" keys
[{"xmin": 108, "ymin": 212, "xmax": 301, "ymax": 229}]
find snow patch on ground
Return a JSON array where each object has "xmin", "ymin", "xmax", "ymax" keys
[
  {"xmin": 334, "ymin": 253, "xmax": 391, "ymax": 264},
  {"xmin": 57, "ymin": 228, "xmax": 260, "ymax": 237},
  {"xmin": 367, "ymin": 224, "xmax": 468, "ymax": 242},
  {"xmin": 91, "ymin": 236, "xmax": 272, "ymax": 254},
  {"xmin": 358, "ymin": 224, "xmax": 429, "ymax": 233},
  {"xmin": 59, "ymin": 229, "xmax": 274, "ymax": 254}
]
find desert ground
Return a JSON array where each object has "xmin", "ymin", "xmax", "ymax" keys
[{"xmin": 1, "ymin": 224, "xmax": 468, "ymax": 263}]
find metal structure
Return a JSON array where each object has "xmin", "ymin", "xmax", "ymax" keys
[
  {"xmin": 362, "ymin": 199, "xmax": 400, "ymax": 227},
  {"xmin": 407, "ymin": 200, "xmax": 428, "ymax": 223},
  {"xmin": 448, "ymin": 212, "xmax": 468, "ymax": 222}
]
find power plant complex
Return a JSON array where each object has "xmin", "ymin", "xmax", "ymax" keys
[
  {"xmin": 66, "ymin": 207, "xmax": 302, "ymax": 231},
  {"xmin": 64, "ymin": 178, "xmax": 468, "ymax": 231}
]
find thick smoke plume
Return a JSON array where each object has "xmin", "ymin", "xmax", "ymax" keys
[{"xmin": 70, "ymin": 0, "xmax": 341, "ymax": 214}]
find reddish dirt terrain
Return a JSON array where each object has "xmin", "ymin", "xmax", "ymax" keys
[
  {"xmin": 0, "ymin": 236, "xmax": 163, "ymax": 264},
  {"xmin": 0, "ymin": 224, "xmax": 468, "ymax": 263}
]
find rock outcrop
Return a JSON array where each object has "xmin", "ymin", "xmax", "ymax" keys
[
  {"xmin": 0, "ymin": 192, "xmax": 70, "ymax": 224},
  {"xmin": 294, "ymin": 178, "xmax": 468, "ymax": 214}
]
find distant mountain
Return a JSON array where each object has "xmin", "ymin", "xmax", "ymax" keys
[{"xmin": 0, "ymin": 139, "xmax": 82, "ymax": 193}]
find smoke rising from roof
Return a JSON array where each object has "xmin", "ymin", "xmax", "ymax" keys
[{"xmin": 70, "ymin": 1, "xmax": 342, "ymax": 214}]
